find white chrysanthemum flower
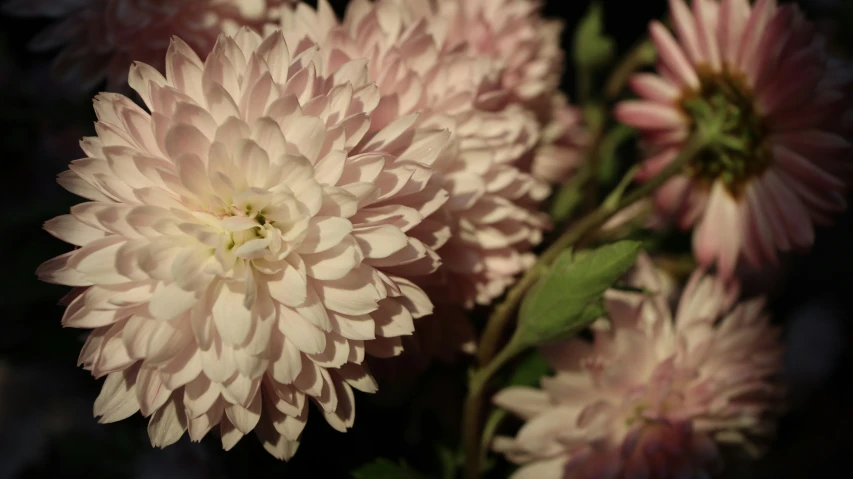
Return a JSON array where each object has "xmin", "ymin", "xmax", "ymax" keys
[{"xmin": 37, "ymin": 28, "xmax": 450, "ymax": 459}]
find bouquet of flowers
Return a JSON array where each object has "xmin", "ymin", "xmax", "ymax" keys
[{"xmin": 3, "ymin": 0, "xmax": 852, "ymax": 477}]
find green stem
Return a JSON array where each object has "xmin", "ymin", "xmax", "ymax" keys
[
  {"xmin": 475, "ymin": 265, "xmax": 545, "ymax": 366},
  {"xmin": 477, "ymin": 132, "xmax": 703, "ymax": 368},
  {"xmin": 581, "ymin": 120, "xmax": 606, "ymax": 212},
  {"xmin": 462, "ymin": 130, "xmax": 708, "ymax": 479},
  {"xmin": 604, "ymin": 38, "xmax": 656, "ymax": 101},
  {"xmin": 479, "ymin": 409, "xmax": 508, "ymax": 460},
  {"xmin": 584, "ymin": 38, "xmax": 654, "ymax": 209},
  {"xmin": 462, "ymin": 346, "xmax": 517, "ymax": 479},
  {"xmin": 483, "ymin": 36, "xmax": 655, "ymax": 361},
  {"xmin": 577, "ymin": 66, "xmax": 593, "ymax": 105}
]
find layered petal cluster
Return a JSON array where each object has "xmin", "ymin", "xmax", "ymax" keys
[
  {"xmin": 3, "ymin": 0, "xmax": 297, "ymax": 91},
  {"xmin": 615, "ymin": 0, "xmax": 853, "ymax": 278},
  {"xmin": 493, "ymin": 255, "xmax": 785, "ymax": 478},
  {"xmin": 37, "ymin": 29, "xmax": 450, "ymax": 458},
  {"xmin": 400, "ymin": 0, "xmax": 586, "ymax": 187},
  {"xmin": 275, "ymin": 0, "xmax": 551, "ymax": 311},
  {"xmin": 400, "ymin": 0, "xmax": 564, "ymax": 111}
]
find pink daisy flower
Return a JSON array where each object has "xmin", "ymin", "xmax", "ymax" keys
[
  {"xmin": 615, "ymin": 0, "xmax": 853, "ymax": 278},
  {"xmin": 3, "ymin": 0, "xmax": 296, "ymax": 91},
  {"xmin": 37, "ymin": 28, "xmax": 450, "ymax": 459},
  {"xmin": 492, "ymin": 254, "xmax": 785, "ymax": 479}
]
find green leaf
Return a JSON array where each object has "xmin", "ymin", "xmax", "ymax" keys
[
  {"xmin": 511, "ymin": 241, "xmax": 641, "ymax": 352},
  {"xmin": 507, "ymin": 352, "xmax": 550, "ymax": 387},
  {"xmin": 600, "ymin": 164, "xmax": 640, "ymax": 213},
  {"xmin": 549, "ymin": 169, "xmax": 588, "ymax": 223},
  {"xmin": 583, "ymin": 103, "xmax": 606, "ymax": 132},
  {"xmin": 437, "ymin": 446, "xmax": 459, "ymax": 479},
  {"xmin": 352, "ymin": 458, "xmax": 432, "ymax": 479},
  {"xmin": 596, "ymin": 124, "xmax": 636, "ymax": 185},
  {"xmin": 572, "ymin": 1, "xmax": 616, "ymax": 70}
]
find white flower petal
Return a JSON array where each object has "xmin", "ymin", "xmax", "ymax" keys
[{"xmin": 148, "ymin": 395, "xmax": 187, "ymax": 448}]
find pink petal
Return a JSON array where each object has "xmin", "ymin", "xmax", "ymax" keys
[
  {"xmin": 615, "ymin": 101, "xmax": 687, "ymax": 130},
  {"xmin": 649, "ymin": 21, "xmax": 700, "ymax": 88},
  {"xmin": 692, "ymin": 182, "xmax": 742, "ymax": 278},
  {"xmin": 493, "ymin": 387, "xmax": 553, "ymax": 420},
  {"xmin": 669, "ymin": 0, "xmax": 704, "ymax": 64},
  {"xmin": 629, "ymin": 73, "xmax": 681, "ymax": 103}
]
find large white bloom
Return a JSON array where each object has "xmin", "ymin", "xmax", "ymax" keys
[{"xmin": 38, "ymin": 28, "xmax": 450, "ymax": 459}]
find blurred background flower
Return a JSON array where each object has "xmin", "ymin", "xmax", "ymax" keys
[
  {"xmin": 493, "ymin": 256, "xmax": 785, "ymax": 478},
  {"xmin": 1, "ymin": 0, "xmax": 296, "ymax": 92},
  {"xmin": 616, "ymin": 0, "xmax": 853, "ymax": 279}
]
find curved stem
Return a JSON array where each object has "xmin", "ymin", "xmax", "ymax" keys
[
  {"xmin": 604, "ymin": 38, "xmax": 656, "ymax": 101},
  {"xmin": 462, "ymin": 346, "xmax": 518, "ymax": 479},
  {"xmin": 584, "ymin": 37, "xmax": 655, "ymax": 209},
  {"xmin": 462, "ymin": 131, "xmax": 708, "ymax": 479},
  {"xmin": 477, "ymin": 131, "xmax": 705, "ymax": 367},
  {"xmin": 475, "ymin": 264, "xmax": 545, "ymax": 366}
]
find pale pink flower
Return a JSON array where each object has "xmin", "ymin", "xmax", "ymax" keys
[
  {"xmin": 2, "ymin": 0, "xmax": 296, "ymax": 92},
  {"xmin": 615, "ymin": 0, "xmax": 853, "ymax": 278},
  {"xmin": 492, "ymin": 254, "xmax": 785, "ymax": 478},
  {"xmin": 275, "ymin": 0, "xmax": 550, "ymax": 311},
  {"xmin": 532, "ymin": 93, "xmax": 590, "ymax": 184},
  {"xmin": 398, "ymin": 0, "xmax": 564, "ymax": 113},
  {"xmin": 378, "ymin": 0, "xmax": 583, "ymax": 187},
  {"xmin": 37, "ymin": 29, "xmax": 450, "ymax": 459}
]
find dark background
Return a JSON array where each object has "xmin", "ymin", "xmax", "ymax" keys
[{"xmin": 0, "ymin": 1, "xmax": 851, "ymax": 478}]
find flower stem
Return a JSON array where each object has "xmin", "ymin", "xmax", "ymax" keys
[
  {"xmin": 585, "ymin": 37, "xmax": 655, "ymax": 209},
  {"xmin": 462, "ymin": 347, "xmax": 516, "ymax": 479},
  {"xmin": 478, "ymin": 40, "xmax": 653, "ymax": 364},
  {"xmin": 604, "ymin": 38, "xmax": 656, "ymax": 101},
  {"xmin": 462, "ymin": 130, "xmax": 708, "ymax": 479}
]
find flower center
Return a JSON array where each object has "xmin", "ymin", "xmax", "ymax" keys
[
  {"xmin": 207, "ymin": 188, "xmax": 308, "ymax": 275},
  {"xmin": 221, "ymin": 205, "xmax": 282, "ymax": 261},
  {"xmin": 228, "ymin": 210, "xmax": 273, "ymax": 250},
  {"xmin": 680, "ymin": 68, "xmax": 770, "ymax": 195},
  {"xmin": 625, "ymin": 403, "xmax": 647, "ymax": 427}
]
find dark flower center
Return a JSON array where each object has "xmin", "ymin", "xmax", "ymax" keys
[{"xmin": 680, "ymin": 68, "xmax": 770, "ymax": 196}]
